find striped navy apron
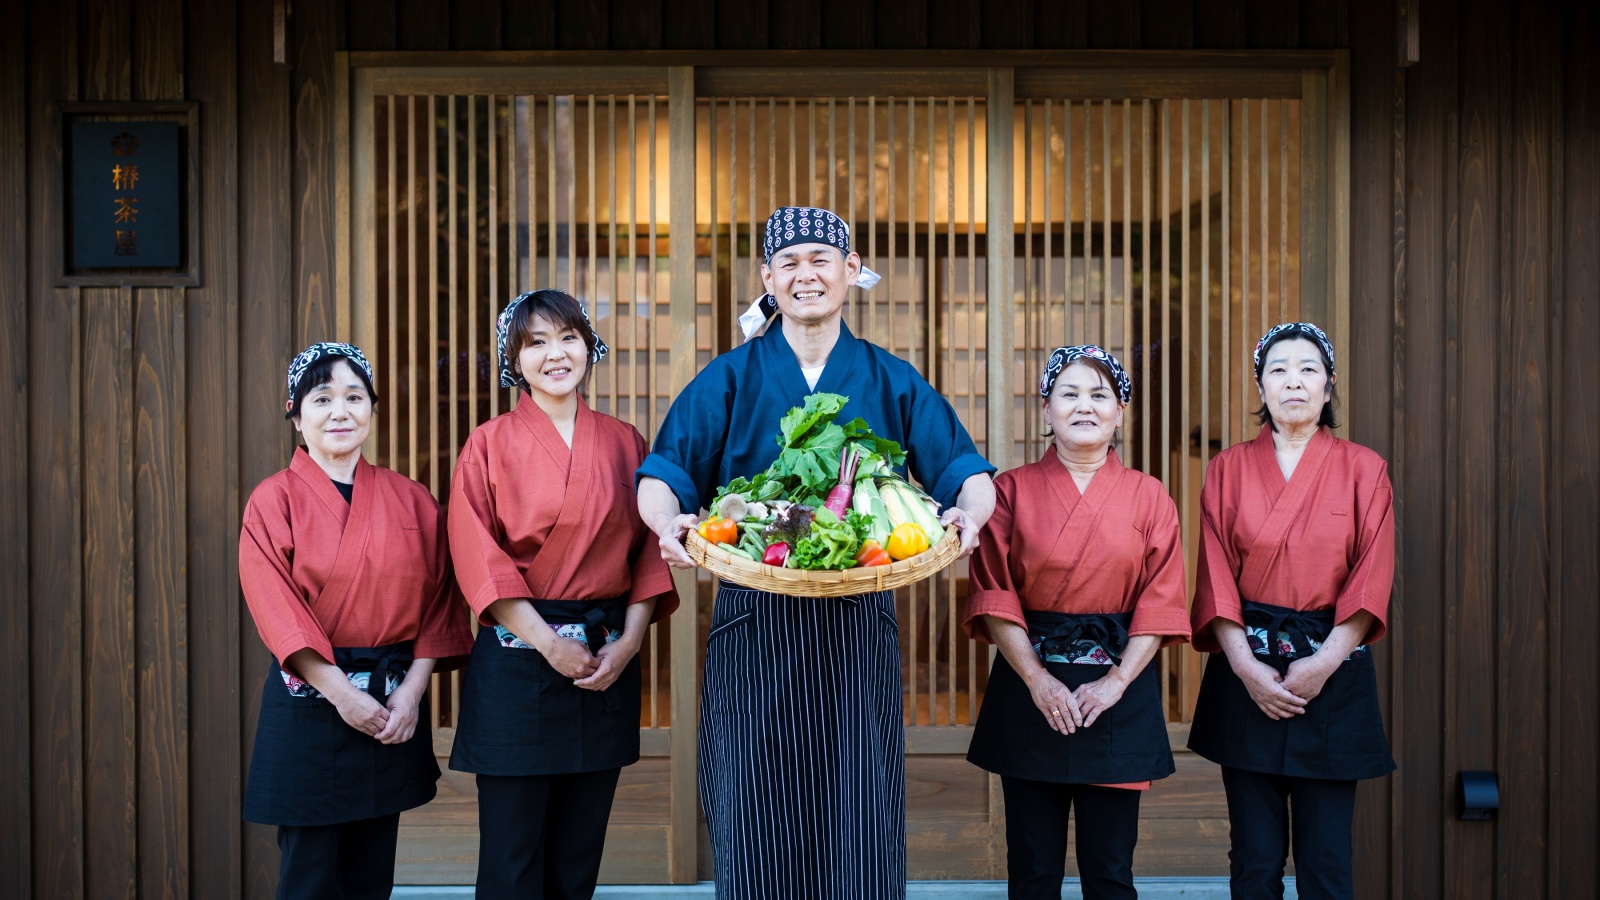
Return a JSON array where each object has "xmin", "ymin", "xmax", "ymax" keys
[
  {"xmin": 243, "ymin": 641, "xmax": 439, "ymax": 827},
  {"xmin": 1188, "ymin": 600, "xmax": 1395, "ymax": 780},
  {"xmin": 968, "ymin": 611, "xmax": 1173, "ymax": 784},
  {"xmin": 699, "ymin": 584, "xmax": 906, "ymax": 900},
  {"xmin": 450, "ymin": 597, "xmax": 642, "ymax": 776}
]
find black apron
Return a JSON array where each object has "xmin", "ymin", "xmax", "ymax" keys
[
  {"xmin": 243, "ymin": 642, "xmax": 439, "ymax": 827},
  {"xmin": 968, "ymin": 611, "xmax": 1173, "ymax": 784},
  {"xmin": 450, "ymin": 597, "xmax": 641, "ymax": 777},
  {"xmin": 1187, "ymin": 600, "xmax": 1395, "ymax": 780}
]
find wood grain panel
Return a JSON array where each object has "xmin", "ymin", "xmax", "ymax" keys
[
  {"xmin": 559, "ymin": 0, "xmax": 611, "ymax": 50},
  {"xmin": 1032, "ymin": 0, "xmax": 1087, "ymax": 49},
  {"xmin": 768, "ymin": 0, "xmax": 821, "ymax": 49},
  {"xmin": 612, "ymin": 0, "xmax": 664, "ymax": 50},
  {"xmin": 1498, "ymin": 2, "xmax": 1554, "ymax": 895},
  {"xmin": 81, "ymin": 0, "xmax": 130, "ymax": 102},
  {"xmin": 1393, "ymin": 0, "xmax": 1454, "ymax": 891},
  {"xmin": 1553, "ymin": 5, "xmax": 1600, "ymax": 897},
  {"xmin": 1246, "ymin": 0, "xmax": 1296, "ymax": 49},
  {"xmin": 927, "ymin": 0, "xmax": 980, "ymax": 49},
  {"xmin": 980, "ymin": 0, "xmax": 1032, "ymax": 49},
  {"xmin": 132, "ymin": 0, "xmax": 183, "ymax": 100},
  {"xmin": 399, "ymin": 0, "xmax": 452, "ymax": 50},
  {"xmin": 82, "ymin": 286, "xmax": 136, "ymax": 900},
  {"xmin": 503, "ymin": 0, "xmax": 556, "ymax": 49},
  {"xmin": 716, "ymin": 0, "xmax": 768, "ymax": 49},
  {"xmin": 1447, "ymin": 0, "xmax": 1504, "ymax": 896},
  {"xmin": 1299, "ymin": 0, "xmax": 1342, "ymax": 48},
  {"xmin": 1140, "ymin": 0, "xmax": 1195, "ymax": 49},
  {"xmin": 661, "ymin": 0, "xmax": 714, "ymax": 49},
  {"xmin": 134, "ymin": 288, "xmax": 189, "ymax": 900},
  {"xmin": 820, "ymin": 0, "xmax": 873, "ymax": 49},
  {"xmin": 348, "ymin": 0, "xmax": 398, "ymax": 51},
  {"xmin": 186, "ymin": 1, "xmax": 240, "ymax": 898},
  {"xmin": 450, "ymin": 0, "xmax": 503, "ymax": 50},
  {"xmin": 29, "ymin": 4, "xmax": 82, "ymax": 897},
  {"xmin": 0, "ymin": 0, "xmax": 29, "ymax": 889},
  {"xmin": 1346, "ymin": 3, "xmax": 1395, "ymax": 896},
  {"xmin": 293, "ymin": 0, "xmax": 342, "ymax": 347},
  {"xmin": 237, "ymin": 0, "xmax": 295, "ymax": 891},
  {"xmin": 1192, "ymin": 0, "xmax": 1247, "ymax": 49},
  {"xmin": 1087, "ymin": 1, "xmax": 1141, "ymax": 49},
  {"xmin": 873, "ymin": 0, "xmax": 928, "ymax": 49}
]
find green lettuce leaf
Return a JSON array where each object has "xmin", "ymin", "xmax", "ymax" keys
[{"xmin": 777, "ymin": 393, "xmax": 849, "ymax": 448}]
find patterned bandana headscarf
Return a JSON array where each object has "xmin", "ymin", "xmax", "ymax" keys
[
  {"xmin": 1038, "ymin": 344, "xmax": 1132, "ymax": 405},
  {"xmin": 1253, "ymin": 322, "xmax": 1336, "ymax": 379},
  {"xmin": 738, "ymin": 206, "xmax": 882, "ymax": 341},
  {"xmin": 285, "ymin": 342, "xmax": 375, "ymax": 413},
  {"xmin": 496, "ymin": 291, "xmax": 610, "ymax": 389}
]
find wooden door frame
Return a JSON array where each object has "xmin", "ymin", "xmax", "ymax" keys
[{"xmin": 334, "ymin": 50, "xmax": 1349, "ymax": 884}]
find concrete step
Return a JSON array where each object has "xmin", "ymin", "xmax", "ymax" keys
[{"xmin": 394, "ymin": 878, "xmax": 1298, "ymax": 899}]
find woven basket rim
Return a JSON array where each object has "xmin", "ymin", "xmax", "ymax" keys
[{"xmin": 684, "ymin": 523, "xmax": 961, "ymax": 597}]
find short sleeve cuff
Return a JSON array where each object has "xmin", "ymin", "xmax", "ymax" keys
[
  {"xmin": 1335, "ymin": 594, "xmax": 1388, "ymax": 645},
  {"xmin": 272, "ymin": 631, "xmax": 336, "ymax": 673},
  {"xmin": 414, "ymin": 631, "xmax": 474, "ymax": 667},
  {"xmin": 963, "ymin": 589, "xmax": 1026, "ymax": 643},
  {"xmin": 468, "ymin": 576, "xmax": 538, "ymax": 624},
  {"xmin": 928, "ymin": 452, "xmax": 998, "ymax": 511},
  {"xmin": 1189, "ymin": 603, "xmax": 1243, "ymax": 654},
  {"xmin": 636, "ymin": 453, "xmax": 702, "ymax": 516},
  {"xmin": 1129, "ymin": 608, "xmax": 1194, "ymax": 647}
]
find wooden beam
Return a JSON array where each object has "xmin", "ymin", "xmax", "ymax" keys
[
  {"xmin": 1397, "ymin": 0, "xmax": 1420, "ymax": 68},
  {"xmin": 665, "ymin": 64, "xmax": 698, "ymax": 886},
  {"xmin": 347, "ymin": 48, "xmax": 1342, "ymax": 70}
]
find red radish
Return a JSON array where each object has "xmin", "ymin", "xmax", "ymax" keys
[
  {"xmin": 763, "ymin": 542, "xmax": 790, "ymax": 567},
  {"xmin": 824, "ymin": 448, "xmax": 862, "ymax": 517}
]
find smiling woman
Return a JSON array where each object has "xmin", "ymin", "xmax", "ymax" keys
[{"xmin": 240, "ymin": 341, "xmax": 473, "ymax": 900}]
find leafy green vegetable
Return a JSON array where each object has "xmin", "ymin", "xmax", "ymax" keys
[
  {"xmin": 789, "ymin": 507, "xmax": 863, "ymax": 570},
  {"xmin": 844, "ymin": 509, "xmax": 874, "ymax": 545},
  {"xmin": 762, "ymin": 504, "xmax": 816, "ymax": 547},
  {"xmin": 778, "ymin": 393, "xmax": 849, "ymax": 448},
  {"xmin": 841, "ymin": 417, "xmax": 907, "ymax": 468}
]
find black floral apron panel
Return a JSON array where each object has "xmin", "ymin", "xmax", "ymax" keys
[
  {"xmin": 450, "ymin": 598, "xmax": 642, "ymax": 777},
  {"xmin": 243, "ymin": 648, "xmax": 438, "ymax": 827}
]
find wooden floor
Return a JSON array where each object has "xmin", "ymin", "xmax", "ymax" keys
[{"xmin": 396, "ymin": 748, "xmax": 1241, "ymax": 883}]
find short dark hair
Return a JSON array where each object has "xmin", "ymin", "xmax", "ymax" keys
[
  {"xmin": 285, "ymin": 356, "xmax": 380, "ymax": 420},
  {"xmin": 505, "ymin": 289, "xmax": 597, "ymax": 387},
  {"xmin": 1253, "ymin": 331, "xmax": 1338, "ymax": 432}
]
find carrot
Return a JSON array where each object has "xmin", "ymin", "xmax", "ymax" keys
[{"xmin": 823, "ymin": 447, "xmax": 861, "ymax": 518}]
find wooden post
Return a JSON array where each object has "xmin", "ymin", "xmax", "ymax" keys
[
  {"xmin": 984, "ymin": 67, "xmax": 1014, "ymax": 879},
  {"xmin": 986, "ymin": 68, "xmax": 1014, "ymax": 472},
  {"xmin": 666, "ymin": 64, "xmax": 699, "ymax": 885}
]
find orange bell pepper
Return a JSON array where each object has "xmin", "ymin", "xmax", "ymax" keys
[
  {"xmin": 697, "ymin": 515, "xmax": 738, "ymax": 545},
  {"xmin": 855, "ymin": 540, "xmax": 892, "ymax": 567}
]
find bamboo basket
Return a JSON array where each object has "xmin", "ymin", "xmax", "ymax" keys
[{"xmin": 684, "ymin": 524, "xmax": 962, "ymax": 597}]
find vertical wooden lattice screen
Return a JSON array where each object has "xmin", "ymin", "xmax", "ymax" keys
[
  {"xmin": 355, "ymin": 68, "xmax": 1328, "ymax": 744},
  {"xmin": 1012, "ymin": 96, "xmax": 1301, "ymax": 721},
  {"xmin": 367, "ymin": 92, "xmax": 678, "ymax": 736},
  {"xmin": 697, "ymin": 95, "xmax": 993, "ymax": 727}
]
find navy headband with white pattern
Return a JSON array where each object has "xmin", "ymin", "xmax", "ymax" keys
[
  {"xmin": 285, "ymin": 342, "xmax": 375, "ymax": 412},
  {"xmin": 1253, "ymin": 322, "xmax": 1335, "ymax": 378},
  {"xmin": 1038, "ymin": 345, "xmax": 1132, "ymax": 405},
  {"xmin": 738, "ymin": 206, "xmax": 881, "ymax": 340},
  {"xmin": 496, "ymin": 291, "xmax": 609, "ymax": 390}
]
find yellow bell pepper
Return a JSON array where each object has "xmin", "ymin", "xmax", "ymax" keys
[{"xmin": 885, "ymin": 522, "xmax": 930, "ymax": 560}]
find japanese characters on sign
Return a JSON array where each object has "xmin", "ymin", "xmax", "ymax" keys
[{"xmin": 70, "ymin": 121, "xmax": 180, "ymax": 268}]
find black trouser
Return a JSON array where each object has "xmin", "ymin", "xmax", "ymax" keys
[
  {"xmin": 1001, "ymin": 776, "xmax": 1142, "ymax": 900},
  {"xmin": 475, "ymin": 769, "xmax": 623, "ymax": 900},
  {"xmin": 275, "ymin": 813, "xmax": 400, "ymax": 900},
  {"xmin": 1221, "ymin": 766, "xmax": 1356, "ymax": 900}
]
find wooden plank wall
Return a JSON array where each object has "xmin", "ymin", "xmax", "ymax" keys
[{"xmin": 2, "ymin": 0, "xmax": 1596, "ymax": 897}]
